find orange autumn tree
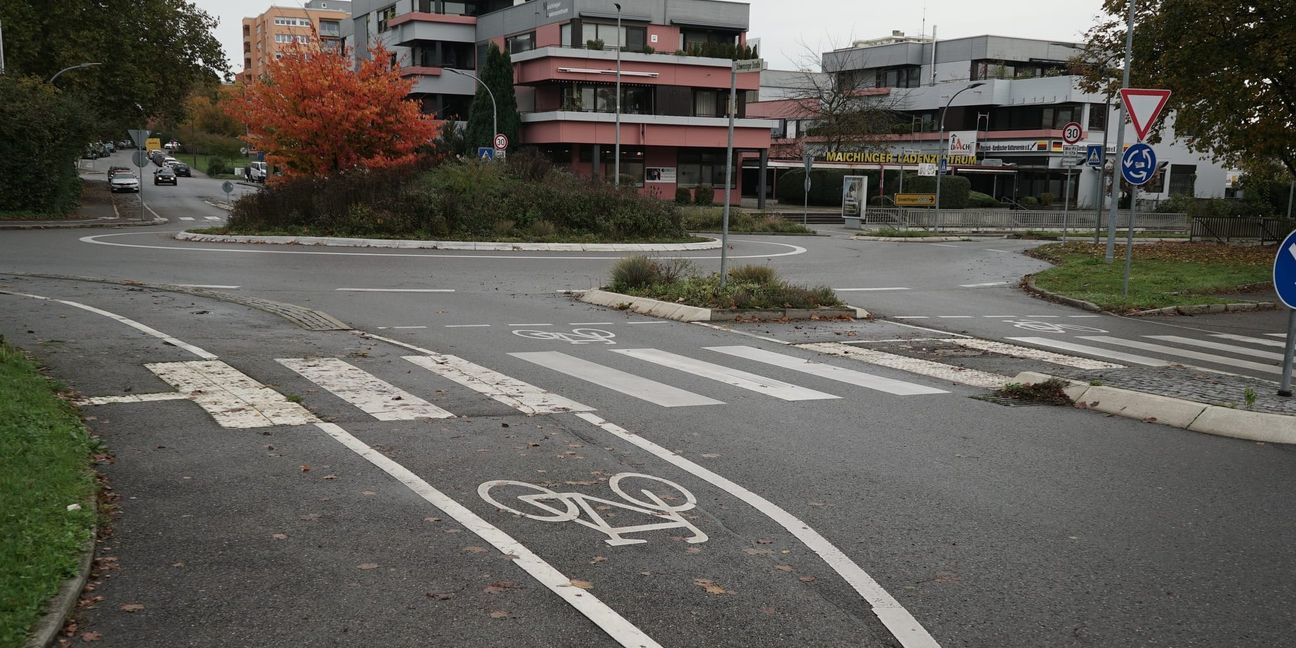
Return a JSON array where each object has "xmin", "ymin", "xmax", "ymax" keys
[{"xmin": 226, "ymin": 44, "xmax": 439, "ymax": 180}]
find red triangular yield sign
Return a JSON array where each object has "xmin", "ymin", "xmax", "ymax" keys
[{"xmin": 1120, "ymin": 88, "xmax": 1172, "ymax": 141}]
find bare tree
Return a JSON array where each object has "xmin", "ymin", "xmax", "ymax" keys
[{"xmin": 774, "ymin": 40, "xmax": 905, "ymax": 155}]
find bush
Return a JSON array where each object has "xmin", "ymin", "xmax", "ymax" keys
[
  {"xmin": 777, "ymin": 169, "xmax": 902, "ymax": 207},
  {"xmin": 609, "ymin": 260, "xmax": 843, "ymax": 310},
  {"xmin": 206, "ymin": 157, "xmax": 229, "ymax": 176},
  {"xmin": 610, "ymin": 255, "xmax": 663, "ymax": 291},
  {"xmin": 729, "ymin": 265, "xmax": 777, "ymax": 285},
  {"xmin": 967, "ymin": 191, "xmax": 1001, "ymax": 208},
  {"xmin": 901, "ymin": 174, "xmax": 972, "ymax": 209},
  {"xmin": 693, "ymin": 185, "xmax": 714, "ymax": 206},
  {"xmin": 675, "ymin": 186, "xmax": 693, "ymax": 204},
  {"xmin": 1021, "ymin": 196, "xmax": 1040, "ymax": 207},
  {"xmin": 1039, "ymin": 192, "xmax": 1055, "ymax": 207},
  {"xmin": 0, "ymin": 75, "xmax": 93, "ymax": 215}
]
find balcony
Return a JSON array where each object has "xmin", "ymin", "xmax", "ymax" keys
[
  {"xmin": 386, "ymin": 13, "xmax": 476, "ymax": 47},
  {"xmin": 520, "ymin": 111, "xmax": 775, "ymax": 149},
  {"xmin": 512, "ymin": 47, "xmax": 761, "ymax": 91}
]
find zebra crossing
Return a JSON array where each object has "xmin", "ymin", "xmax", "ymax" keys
[
  {"xmin": 1008, "ymin": 332, "xmax": 1290, "ymax": 378},
  {"xmin": 273, "ymin": 344, "xmax": 954, "ymax": 421}
]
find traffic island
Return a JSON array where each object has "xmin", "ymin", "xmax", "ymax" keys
[{"xmin": 578, "ymin": 256, "xmax": 867, "ymax": 322}]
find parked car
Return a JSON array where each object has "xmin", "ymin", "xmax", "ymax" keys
[
  {"xmin": 164, "ymin": 140, "xmax": 181, "ymax": 152},
  {"xmin": 107, "ymin": 166, "xmax": 131, "ymax": 179},
  {"xmin": 171, "ymin": 161, "xmax": 191, "ymax": 177},
  {"xmin": 163, "ymin": 156, "xmax": 180, "ymax": 168},
  {"xmin": 150, "ymin": 150, "xmax": 166, "ymax": 166},
  {"xmin": 110, "ymin": 173, "xmax": 140, "ymax": 193},
  {"xmin": 118, "ymin": 140, "xmax": 134, "ymax": 149},
  {"xmin": 104, "ymin": 142, "xmax": 116, "ymax": 153},
  {"xmin": 154, "ymin": 167, "xmax": 177, "ymax": 186},
  {"xmin": 245, "ymin": 161, "xmax": 268, "ymax": 183}
]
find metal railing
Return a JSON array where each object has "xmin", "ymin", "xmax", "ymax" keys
[
  {"xmin": 858, "ymin": 208, "xmax": 1190, "ymax": 233},
  {"xmin": 1190, "ymin": 217, "xmax": 1294, "ymax": 244}
]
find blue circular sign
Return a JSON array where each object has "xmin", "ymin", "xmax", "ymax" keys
[
  {"xmin": 1121, "ymin": 142, "xmax": 1157, "ymax": 186},
  {"xmin": 1275, "ymin": 229, "xmax": 1296, "ymax": 309}
]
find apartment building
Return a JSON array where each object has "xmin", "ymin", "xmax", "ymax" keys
[
  {"xmin": 753, "ymin": 34, "xmax": 1231, "ymax": 208},
  {"xmin": 347, "ymin": 0, "xmax": 774, "ymax": 204},
  {"xmin": 240, "ymin": 1, "xmax": 351, "ymax": 82}
]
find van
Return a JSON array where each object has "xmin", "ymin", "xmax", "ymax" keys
[{"xmin": 245, "ymin": 161, "xmax": 268, "ymax": 183}]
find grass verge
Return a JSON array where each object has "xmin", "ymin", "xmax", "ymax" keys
[
  {"xmin": 865, "ymin": 228, "xmax": 953, "ymax": 238},
  {"xmin": 994, "ymin": 379, "xmax": 1075, "ymax": 406},
  {"xmin": 0, "ymin": 340, "xmax": 98, "ymax": 646},
  {"xmin": 1027, "ymin": 241, "xmax": 1274, "ymax": 312},
  {"xmin": 196, "ymin": 225, "xmax": 707, "ymax": 245},
  {"xmin": 681, "ymin": 207, "xmax": 815, "ymax": 235},
  {"xmin": 609, "ymin": 256, "xmax": 843, "ymax": 310}
]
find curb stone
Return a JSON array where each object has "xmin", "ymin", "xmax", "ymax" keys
[
  {"xmin": 175, "ymin": 231, "xmax": 722, "ymax": 252},
  {"xmin": 25, "ymin": 518, "xmax": 95, "ymax": 648},
  {"xmin": 1022, "ymin": 275, "xmax": 1105, "ymax": 312},
  {"xmin": 0, "ymin": 218, "xmax": 166, "ymax": 231},
  {"xmin": 1011, "ymin": 371, "xmax": 1296, "ymax": 444},
  {"xmin": 576, "ymin": 289, "xmax": 868, "ymax": 322},
  {"xmin": 852, "ymin": 235, "xmax": 978, "ymax": 243},
  {"xmin": 1131, "ymin": 301, "xmax": 1277, "ymax": 316}
]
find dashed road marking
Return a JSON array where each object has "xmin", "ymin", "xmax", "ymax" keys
[
  {"xmin": 613, "ymin": 348, "xmax": 839, "ymax": 401},
  {"xmin": 278, "ymin": 357, "xmax": 453, "ymax": 421},
  {"xmin": 175, "ymin": 284, "xmax": 240, "ymax": 290},
  {"xmin": 513, "ymin": 351, "xmax": 724, "ymax": 407},
  {"xmin": 79, "ymin": 392, "xmax": 191, "ymax": 406},
  {"xmin": 337, "ymin": 288, "xmax": 455, "ymax": 293},
  {"xmin": 445, "ymin": 324, "xmax": 491, "ymax": 328},
  {"xmin": 1210, "ymin": 333, "xmax": 1287, "ymax": 349},
  {"xmin": 706, "ymin": 345, "xmax": 947, "ymax": 395},
  {"xmin": 146, "ymin": 360, "xmax": 319, "ymax": 428},
  {"xmin": 1148, "ymin": 335, "xmax": 1285, "ymax": 361},
  {"xmin": 404, "ymin": 353, "xmax": 593, "ymax": 415},
  {"xmin": 959, "ymin": 281, "xmax": 1010, "ymax": 288},
  {"xmin": 1081, "ymin": 336, "xmax": 1282, "ymax": 374}
]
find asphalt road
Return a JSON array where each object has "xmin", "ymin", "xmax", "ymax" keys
[{"xmin": 0, "ymin": 183, "xmax": 1293, "ymax": 647}]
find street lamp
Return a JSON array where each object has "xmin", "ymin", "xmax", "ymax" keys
[
  {"xmin": 48, "ymin": 62, "xmax": 102, "ymax": 84},
  {"xmin": 446, "ymin": 68, "xmax": 496, "ymax": 156},
  {"xmin": 613, "ymin": 2, "xmax": 622, "ymax": 186},
  {"xmin": 934, "ymin": 81, "xmax": 984, "ymax": 227}
]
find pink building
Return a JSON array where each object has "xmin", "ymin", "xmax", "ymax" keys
[{"xmin": 349, "ymin": 0, "xmax": 774, "ymax": 205}]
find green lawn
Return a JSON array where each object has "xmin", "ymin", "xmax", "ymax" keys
[
  {"xmin": 681, "ymin": 207, "xmax": 815, "ymax": 234},
  {"xmin": 1028, "ymin": 241, "xmax": 1274, "ymax": 312},
  {"xmin": 0, "ymin": 340, "xmax": 97, "ymax": 646},
  {"xmin": 176, "ymin": 153, "xmax": 255, "ymax": 179}
]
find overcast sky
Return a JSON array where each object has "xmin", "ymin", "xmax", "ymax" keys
[{"xmin": 197, "ymin": 0, "xmax": 1112, "ymax": 74}]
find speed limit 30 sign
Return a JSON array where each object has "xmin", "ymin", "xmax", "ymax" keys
[
  {"xmin": 1062, "ymin": 121, "xmax": 1084, "ymax": 145},
  {"xmin": 493, "ymin": 133, "xmax": 509, "ymax": 151}
]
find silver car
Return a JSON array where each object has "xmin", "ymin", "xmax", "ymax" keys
[{"xmin": 109, "ymin": 173, "xmax": 140, "ymax": 193}]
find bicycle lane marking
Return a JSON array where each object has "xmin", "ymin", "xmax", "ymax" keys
[
  {"xmin": 362, "ymin": 331, "xmax": 941, "ymax": 648},
  {"xmin": 0, "ymin": 289, "xmax": 662, "ymax": 648}
]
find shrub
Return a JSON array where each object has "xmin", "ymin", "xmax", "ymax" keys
[
  {"xmin": 900, "ymin": 175, "xmax": 971, "ymax": 209},
  {"xmin": 610, "ymin": 255, "xmax": 662, "ymax": 291},
  {"xmin": 206, "ymin": 157, "xmax": 229, "ymax": 176},
  {"xmin": 0, "ymin": 75, "xmax": 93, "ymax": 215},
  {"xmin": 967, "ymin": 191, "xmax": 1001, "ymax": 208},
  {"xmin": 1021, "ymin": 196, "xmax": 1040, "ymax": 207},
  {"xmin": 729, "ymin": 265, "xmax": 777, "ymax": 285},
  {"xmin": 675, "ymin": 186, "xmax": 693, "ymax": 204},
  {"xmin": 586, "ymin": 39, "xmax": 605, "ymax": 50},
  {"xmin": 1039, "ymin": 192, "xmax": 1055, "ymax": 207},
  {"xmin": 693, "ymin": 185, "xmax": 714, "ymax": 206}
]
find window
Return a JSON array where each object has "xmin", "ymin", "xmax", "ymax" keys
[
  {"xmin": 507, "ymin": 32, "xmax": 535, "ymax": 54},
  {"xmin": 559, "ymin": 84, "xmax": 652, "ymax": 114},
  {"xmin": 677, "ymin": 150, "xmax": 733, "ymax": 188},
  {"xmin": 275, "ymin": 34, "xmax": 292, "ymax": 44},
  {"xmin": 1088, "ymin": 103, "xmax": 1108, "ymax": 129},
  {"xmin": 410, "ymin": 41, "xmax": 475, "ymax": 69},
  {"xmin": 274, "ymin": 17, "xmax": 311, "ymax": 27},
  {"xmin": 581, "ymin": 23, "xmax": 644, "ymax": 50},
  {"xmin": 1168, "ymin": 164, "xmax": 1196, "ymax": 196},
  {"xmin": 681, "ymin": 29, "xmax": 738, "ymax": 51},
  {"xmin": 560, "ymin": 23, "xmax": 572, "ymax": 47},
  {"xmin": 873, "ymin": 66, "xmax": 920, "ymax": 88},
  {"xmin": 377, "ymin": 5, "xmax": 397, "ymax": 32},
  {"xmin": 297, "ymin": 35, "xmax": 311, "ymax": 44},
  {"xmin": 693, "ymin": 89, "xmax": 719, "ymax": 117},
  {"xmin": 319, "ymin": 20, "xmax": 341, "ymax": 37}
]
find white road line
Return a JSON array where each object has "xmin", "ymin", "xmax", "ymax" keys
[
  {"xmin": 314, "ymin": 421, "xmax": 661, "ymax": 648},
  {"xmin": 691, "ymin": 321, "xmax": 789, "ymax": 345},
  {"xmin": 1147, "ymin": 335, "xmax": 1285, "ymax": 361},
  {"xmin": 1007, "ymin": 337, "xmax": 1169, "ymax": 367},
  {"xmin": 392, "ymin": 326, "xmax": 427, "ymax": 330},
  {"xmin": 146, "ymin": 360, "xmax": 318, "ymax": 428},
  {"xmin": 1069, "ymin": 315, "xmax": 1102, "ymax": 318},
  {"xmin": 986, "ymin": 249, "xmax": 1014, "ymax": 254},
  {"xmin": 626, "ymin": 321, "xmax": 671, "ymax": 325},
  {"xmin": 706, "ymin": 346, "xmax": 948, "ymax": 396},
  {"xmin": 612, "ymin": 348, "xmax": 838, "ymax": 401},
  {"xmin": 512, "ymin": 352, "xmax": 724, "ymax": 407},
  {"xmin": 835, "ymin": 287, "xmax": 910, "ymax": 292},
  {"xmin": 204, "ymin": 216, "xmax": 222, "ymax": 221},
  {"xmin": 79, "ymin": 392, "xmax": 191, "ymax": 406},
  {"xmin": 929, "ymin": 243, "xmax": 960, "ymax": 248},
  {"xmin": 1080, "ymin": 336, "xmax": 1282, "ymax": 374},
  {"xmin": 179, "ymin": 217, "xmax": 195, "ymax": 221},
  {"xmin": 0, "ymin": 290, "xmax": 218, "ymax": 360},
  {"xmin": 939, "ymin": 338, "xmax": 1123, "ymax": 370},
  {"xmin": 895, "ymin": 316, "xmax": 929, "ymax": 319},
  {"xmin": 1268, "ymin": 333, "xmax": 1287, "ymax": 338},
  {"xmin": 801, "ymin": 342, "xmax": 1009, "ymax": 390},
  {"xmin": 937, "ymin": 316, "xmax": 973, "ymax": 319},
  {"xmin": 888, "ymin": 321, "xmax": 973, "ymax": 339},
  {"xmin": 959, "ymin": 281, "xmax": 1009, "ymax": 288},
  {"xmin": 570, "ymin": 322, "xmax": 615, "ymax": 326},
  {"xmin": 277, "ymin": 358, "xmax": 453, "ymax": 421},
  {"xmin": 1026, "ymin": 315, "xmax": 1060, "ymax": 319},
  {"xmin": 981, "ymin": 315, "xmax": 1018, "ymax": 318},
  {"xmin": 403, "ymin": 354, "xmax": 593, "ymax": 415},
  {"xmin": 1210, "ymin": 333, "xmax": 1287, "ymax": 349},
  {"xmin": 175, "ymin": 284, "xmax": 240, "ymax": 290},
  {"xmin": 571, "ymin": 412, "xmax": 940, "ymax": 648},
  {"xmin": 508, "ymin": 323, "xmax": 552, "ymax": 327},
  {"xmin": 337, "ymin": 288, "xmax": 455, "ymax": 293},
  {"xmin": 445, "ymin": 324, "xmax": 491, "ymax": 328}
]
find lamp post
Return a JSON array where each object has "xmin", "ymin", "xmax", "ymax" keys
[
  {"xmin": 446, "ymin": 68, "xmax": 496, "ymax": 156},
  {"xmin": 934, "ymin": 81, "xmax": 984, "ymax": 228},
  {"xmin": 48, "ymin": 62, "xmax": 102, "ymax": 84},
  {"xmin": 1105, "ymin": 0, "xmax": 1137, "ymax": 263},
  {"xmin": 613, "ymin": 2, "xmax": 622, "ymax": 186}
]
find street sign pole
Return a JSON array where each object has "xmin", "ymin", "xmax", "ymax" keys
[
  {"xmin": 719, "ymin": 60, "xmax": 737, "ymax": 288},
  {"xmin": 803, "ymin": 152, "xmax": 813, "ymax": 226},
  {"xmin": 1274, "ymin": 230, "xmax": 1296, "ymax": 395},
  {"xmin": 1106, "ymin": 0, "xmax": 1137, "ymax": 263},
  {"xmin": 1095, "ymin": 97, "xmax": 1111, "ymax": 244},
  {"xmin": 1121, "ymin": 185, "xmax": 1137, "ymax": 297},
  {"xmin": 1281, "ymin": 310, "xmax": 1296, "ymax": 397},
  {"xmin": 1062, "ymin": 167, "xmax": 1071, "ymax": 240}
]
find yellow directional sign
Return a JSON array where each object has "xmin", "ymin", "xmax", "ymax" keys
[
  {"xmin": 895, "ymin": 193, "xmax": 937, "ymax": 207},
  {"xmin": 145, "ymin": 137, "xmax": 162, "ymax": 152}
]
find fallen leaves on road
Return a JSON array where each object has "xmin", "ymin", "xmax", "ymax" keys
[
  {"xmin": 426, "ymin": 591, "xmax": 455, "ymax": 601},
  {"xmin": 80, "ymin": 632, "xmax": 103, "ymax": 642},
  {"xmin": 590, "ymin": 555, "xmax": 607, "ymax": 564},
  {"xmin": 463, "ymin": 546, "xmax": 487, "ymax": 554},
  {"xmin": 484, "ymin": 581, "xmax": 521, "ymax": 594},
  {"xmin": 742, "ymin": 548, "xmax": 772, "ymax": 556},
  {"xmin": 357, "ymin": 563, "xmax": 379, "ymax": 570},
  {"xmin": 271, "ymin": 533, "xmax": 288, "ymax": 540},
  {"xmin": 799, "ymin": 576, "xmax": 817, "ymax": 583},
  {"xmin": 119, "ymin": 603, "xmax": 145, "ymax": 613},
  {"xmin": 300, "ymin": 464, "xmax": 310, "ymax": 473},
  {"xmin": 774, "ymin": 564, "xmax": 794, "ymax": 573},
  {"xmin": 489, "ymin": 610, "xmax": 510, "ymax": 619},
  {"xmin": 568, "ymin": 579, "xmax": 594, "ymax": 590},
  {"xmin": 693, "ymin": 578, "xmax": 731, "ymax": 595}
]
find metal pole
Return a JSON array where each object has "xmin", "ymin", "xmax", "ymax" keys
[
  {"xmin": 1287, "ymin": 181, "xmax": 1294, "ymax": 220},
  {"xmin": 1121, "ymin": 186, "xmax": 1137, "ymax": 297},
  {"xmin": 1094, "ymin": 94, "xmax": 1112, "ymax": 243},
  {"xmin": 720, "ymin": 61, "xmax": 736, "ymax": 288},
  {"xmin": 0, "ymin": 19, "xmax": 6, "ymax": 75},
  {"xmin": 613, "ymin": 3, "xmax": 622, "ymax": 186},
  {"xmin": 1106, "ymin": 0, "xmax": 1136, "ymax": 263},
  {"xmin": 1280, "ymin": 309, "xmax": 1296, "ymax": 397},
  {"xmin": 139, "ymin": 126, "xmax": 146, "ymax": 222},
  {"xmin": 1062, "ymin": 167, "xmax": 1071, "ymax": 239}
]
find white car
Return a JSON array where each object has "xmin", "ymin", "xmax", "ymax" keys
[
  {"xmin": 245, "ymin": 161, "xmax": 268, "ymax": 183},
  {"xmin": 109, "ymin": 173, "xmax": 140, "ymax": 193},
  {"xmin": 163, "ymin": 156, "xmax": 180, "ymax": 167}
]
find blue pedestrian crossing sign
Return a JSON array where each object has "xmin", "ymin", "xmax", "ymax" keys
[
  {"xmin": 1275, "ymin": 230, "xmax": 1296, "ymax": 309},
  {"xmin": 1120, "ymin": 143, "xmax": 1157, "ymax": 186},
  {"xmin": 1085, "ymin": 144, "xmax": 1104, "ymax": 168},
  {"xmin": 477, "ymin": 147, "xmax": 495, "ymax": 160}
]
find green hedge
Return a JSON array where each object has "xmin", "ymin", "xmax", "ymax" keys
[
  {"xmin": 777, "ymin": 169, "xmax": 910, "ymax": 206},
  {"xmin": 0, "ymin": 76, "xmax": 94, "ymax": 215},
  {"xmin": 896, "ymin": 174, "xmax": 971, "ymax": 209}
]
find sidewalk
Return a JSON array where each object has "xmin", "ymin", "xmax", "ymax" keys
[{"xmin": 0, "ymin": 180, "xmax": 163, "ymax": 230}]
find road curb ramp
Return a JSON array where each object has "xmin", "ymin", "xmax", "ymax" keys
[
  {"xmin": 577, "ymin": 288, "xmax": 869, "ymax": 322},
  {"xmin": 1013, "ymin": 371, "xmax": 1296, "ymax": 444}
]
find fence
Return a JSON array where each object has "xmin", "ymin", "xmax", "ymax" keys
[
  {"xmin": 1190, "ymin": 217, "xmax": 1295, "ymax": 244},
  {"xmin": 859, "ymin": 208, "xmax": 1190, "ymax": 233}
]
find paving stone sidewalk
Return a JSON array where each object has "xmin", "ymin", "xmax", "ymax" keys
[{"xmin": 1051, "ymin": 365, "xmax": 1296, "ymax": 416}]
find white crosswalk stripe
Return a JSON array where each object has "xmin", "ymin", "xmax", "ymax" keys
[
  {"xmin": 404, "ymin": 355, "xmax": 593, "ymax": 415},
  {"xmin": 277, "ymin": 357, "xmax": 453, "ymax": 420},
  {"xmin": 204, "ymin": 216, "xmax": 222, "ymax": 221},
  {"xmin": 179, "ymin": 217, "xmax": 195, "ymax": 221},
  {"xmin": 1210, "ymin": 333, "xmax": 1287, "ymax": 349},
  {"xmin": 1006, "ymin": 337, "xmax": 1169, "ymax": 367},
  {"xmin": 938, "ymin": 338, "xmax": 1123, "ymax": 370},
  {"xmin": 704, "ymin": 346, "xmax": 947, "ymax": 396},
  {"xmin": 511, "ymin": 352, "xmax": 724, "ymax": 407},
  {"xmin": 1268, "ymin": 333, "xmax": 1287, "ymax": 338},
  {"xmin": 612, "ymin": 348, "xmax": 839, "ymax": 401},
  {"xmin": 1079, "ymin": 336, "xmax": 1281, "ymax": 374},
  {"xmin": 1146, "ymin": 336, "xmax": 1285, "ymax": 362},
  {"xmin": 146, "ymin": 360, "xmax": 318, "ymax": 428},
  {"xmin": 799, "ymin": 343, "xmax": 1010, "ymax": 389}
]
